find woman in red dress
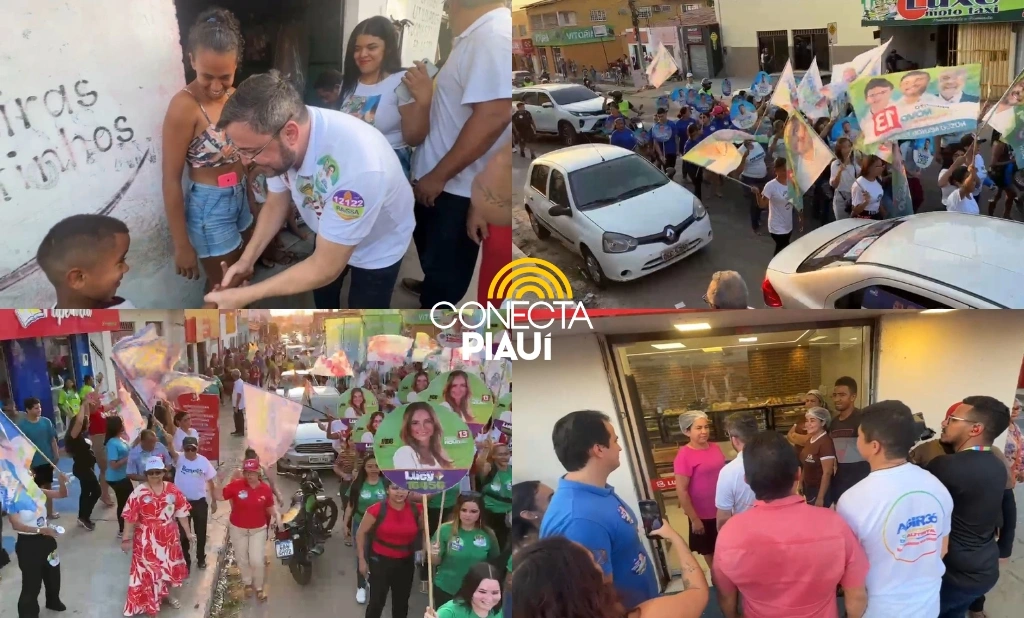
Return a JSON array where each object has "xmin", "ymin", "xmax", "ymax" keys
[{"xmin": 120, "ymin": 457, "xmax": 193, "ymax": 616}]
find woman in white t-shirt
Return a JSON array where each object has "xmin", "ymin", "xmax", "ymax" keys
[
  {"xmin": 171, "ymin": 411, "xmax": 200, "ymax": 453},
  {"xmin": 938, "ymin": 147, "xmax": 970, "ymax": 202},
  {"xmin": 752, "ymin": 157, "xmax": 803, "ymax": 256},
  {"xmin": 943, "ymin": 164, "xmax": 981, "ymax": 214},
  {"xmin": 830, "ymin": 137, "xmax": 858, "ymax": 221},
  {"xmin": 338, "ymin": 16, "xmax": 434, "ymax": 177},
  {"xmin": 851, "ymin": 155, "xmax": 887, "ymax": 220}
]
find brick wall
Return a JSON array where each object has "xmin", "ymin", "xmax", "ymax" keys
[{"xmin": 631, "ymin": 347, "xmax": 822, "ymax": 411}]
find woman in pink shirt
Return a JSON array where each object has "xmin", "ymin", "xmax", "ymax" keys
[{"xmin": 673, "ymin": 411, "xmax": 725, "ymax": 571}]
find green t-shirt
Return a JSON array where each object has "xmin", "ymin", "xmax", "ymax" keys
[
  {"xmin": 58, "ymin": 388, "xmax": 82, "ymax": 417},
  {"xmin": 355, "ymin": 479, "xmax": 387, "ymax": 518},
  {"xmin": 79, "ymin": 385, "xmax": 94, "ymax": 399},
  {"xmin": 434, "ymin": 523, "xmax": 500, "ymax": 594},
  {"xmin": 481, "ymin": 466, "xmax": 513, "ymax": 514},
  {"xmin": 428, "ymin": 487, "xmax": 459, "ymax": 509},
  {"xmin": 435, "ymin": 600, "xmax": 499, "ymax": 618}
]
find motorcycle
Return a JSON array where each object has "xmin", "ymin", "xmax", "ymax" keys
[{"xmin": 273, "ymin": 470, "xmax": 339, "ymax": 585}]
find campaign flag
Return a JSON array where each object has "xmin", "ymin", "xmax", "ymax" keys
[
  {"xmin": 412, "ymin": 332, "xmax": 440, "ymax": 363},
  {"xmin": 722, "ymin": 79, "xmax": 732, "ymax": 97},
  {"xmin": 854, "ymin": 134, "xmax": 894, "ymax": 163},
  {"xmin": 830, "ymin": 38, "xmax": 891, "ymax": 100},
  {"xmin": 797, "ymin": 61, "xmax": 830, "ymax": 121},
  {"xmin": 830, "ymin": 113, "xmax": 862, "ymax": 144},
  {"xmin": 784, "ymin": 114, "xmax": 836, "ymax": 212},
  {"xmin": 161, "ymin": 372, "xmax": 215, "ymax": 403},
  {"xmin": 646, "ymin": 44, "xmax": 678, "ymax": 89},
  {"xmin": 849, "ymin": 64, "xmax": 981, "ymax": 145},
  {"xmin": 112, "ymin": 324, "xmax": 181, "ymax": 382},
  {"xmin": 243, "ymin": 385, "xmax": 303, "ymax": 466},
  {"xmin": 908, "ymin": 138, "xmax": 935, "ymax": 169},
  {"xmin": 731, "ymin": 98, "xmax": 759, "ymax": 130},
  {"xmin": 367, "ymin": 335, "xmax": 413, "ymax": 366},
  {"xmin": 771, "ymin": 60, "xmax": 798, "ymax": 113},
  {"xmin": 751, "ymin": 71, "xmax": 773, "ymax": 97},
  {"xmin": 984, "ymin": 68, "xmax": 1024, "ymax": 135},
  {"xmin": 890, "ymin": 145, "xmax": 914, "ymax": 218},
  {"xmin": 247, "ymin": 343, "xmax": 257, "ymax": 362},
  {"xmin": 0, "ymin": 414, "xmax": 47, "ymax": 523},
  {"xmin": 682, "ymin": 138, "xmax": 744, "ymax": 175},
  {"xmin": 117, "ymin": 384, "xmax": 146, "ymax": 445}
]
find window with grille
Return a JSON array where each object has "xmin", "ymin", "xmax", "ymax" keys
[
  {"xmin": 660, "ymin": 5, "xmax": 671, "ymax": 12},
  {"xmin": 557, "ymin": 11, "xmax": 577, "ymax": 26},
  {"xmin": 542, "ymin": 12, "xmax": 559, "ymax": 28},
  {"xmin": 638, "ymin": 6, "xmax": 652, "ymax": 18},
  {"xmin": 684, "ymin": 3, "xmax": 701, "ymax": 10},
  {"xmin": 591, "ymin": 9, "xmax": 607, "ymax": 21}
]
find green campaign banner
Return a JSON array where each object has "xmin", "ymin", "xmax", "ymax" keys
[
  {"xmin": 862, "ymin": 0, "xmax": 1024, "ymax": 26},
  {"xmin": 532, "ymin": 25, "xmax": 614, "ymax": 47}
]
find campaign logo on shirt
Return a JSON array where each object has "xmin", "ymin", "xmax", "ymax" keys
[
  {"xmin": 450, "ymin": 536, "xmax": 464, "ymax": 552},
  {"xmin": 884, "ymin": 494, "xmax": 944, "ymax": 562},
  {"xmin": 315, "ymin": 155, "xmax": 341, "ymax": 194},
  {"xmin": 179, "ymin": 464, "xmax": 207, "ymax": 478},
  {"xmin": 341, "ymin": 94, "xmax": 382, "ymax": 125},
  {"xmin": 617, "ymin": 505, "xmax": 634, "ymax": 525},
  {"xmin": 296, "ymin": 176, "xmax": 326, "ymax": 217},
  {"xmin": 238, "ymin": 490, "xmax": 249, "ymax": 500},
  {"xmin": 473, "ymin": 534, "xmax": 488, "ymax": 548},
  {"xmin": 332, "ymin": 190, "xmax": 365, "ymax": 221},
  {"xmin": 630, "ymin": 552, "xmax": 647, "ymax": 575}
]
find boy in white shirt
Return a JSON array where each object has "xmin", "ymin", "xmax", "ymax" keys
[
  {"xmin": 752, "ymin": 158, "xmax": 803, "ymax": 256},
  {"xmin": 943, "ymin": 164, "xmax": 980, "ymax": 215}
]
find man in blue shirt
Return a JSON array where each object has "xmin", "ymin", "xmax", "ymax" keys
[
  {"xmin": 674, "ymin": 106, "xmax": 695, "ymax": 145},
  {"xmin": 16, "ymin": 397, "xmax": 60, "ymax": 518},
  {"xmin": 609, "ymin": 117, "xmax": 638, "ymax": 151},
  {"xmin": 127, "ymin": 429, "xmax": 173, "ymax": 481},
  {"xmin": 540, "ymin": 410, "xmax": 659, "ymax": 609}
]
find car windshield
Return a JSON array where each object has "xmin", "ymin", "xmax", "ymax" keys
[
  {"xmin": 549, "ymin": 86, "xmax": 599, "ymax": 105},
  {"xmin": 569, "ymin": 155, "xmax": 669, "ymax": 211},
  {"xmin": 796, "ymin": 220, "xmax": 905, "ymax": 273}
]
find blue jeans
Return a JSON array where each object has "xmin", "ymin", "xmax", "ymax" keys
[
  {"xmin": 185, "ymin": 179, "xmax": 253, "ymax": 258},
  {"xmin": 412, "ymin": 192, "xmax": 481, "ymax": 308},
  {"xmin": 311, "ymin": 238, "xmax": 403, "ymax": 309},
  {"xmin": 938, "ymin": 580, "xmax": 994, "ymax": 618},
  {"xmin": 394, "ymin": 147, "xmax": 412, "ymax": 179}
]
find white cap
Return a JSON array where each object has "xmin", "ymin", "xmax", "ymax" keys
[
  {"xmin": 144, "ymin": 456, "xmax": 165, "ymax": 472},
  {"xmin": 686, "ymin": 72, "xmax": 693, "ymax": 77}
]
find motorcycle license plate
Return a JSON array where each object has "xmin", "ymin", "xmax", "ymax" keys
[
  {"xmin": 275, "ymin": 540, "xmax": 294, "ymax": 558},
  {"xmin": 308, "ymin": 455, "xmax": 331, "ymax": 464}
]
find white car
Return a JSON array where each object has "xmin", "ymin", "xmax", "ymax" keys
[
  {"xmin": 275, "ymin": 385, "xmax": 344, "ymax": 473},
  {"xmin": 763, "ymin": 212, "xmax": 1024, "ymax": 308},
  {"xmin": 524, "ymin": 144, "xmax": 712, "ymax": 288},
  {"xmin": 512, "ymin": 84, "xmax": 608, "ymax": 146}
]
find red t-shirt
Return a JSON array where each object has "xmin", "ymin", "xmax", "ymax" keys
[
  {"xmin": 89, "ymin": 406, "xmax": 107, "ymax": 436},
  {"xmin": 222, "ymin": 479, "xmax": 274, "ymax": 529},
  {"xmin": 365, "ymin": 501, "xmax": 420, "ymax": 559},
  {"xmin": 248, "ymin": 367, "xmax": 261, "ymax": 384}
]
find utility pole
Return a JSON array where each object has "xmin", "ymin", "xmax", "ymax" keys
[{"xmin": 627, "ymin": 0, "xmax": 646, "ymax": 78}]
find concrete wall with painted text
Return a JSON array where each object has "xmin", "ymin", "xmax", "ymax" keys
[
  {"xmin": 0, "ymin": 0, "xmax": 195, "ymax": 307},
  {"xmin": 344, "ymin": 0, "xmax": 445, "ymax": 67}
]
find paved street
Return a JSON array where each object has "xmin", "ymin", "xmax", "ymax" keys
[{"xmin": 513, "ymin": 79, "xmax": 1012, "ymax": 309}]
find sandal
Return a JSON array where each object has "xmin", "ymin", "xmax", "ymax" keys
[
  {"xmin": 165, "ymin": 596, "xmax": 181, "ymax": 609},
  {"xmin": 256, "ymin": 589, "xmax": 268, "ymax": 603}
]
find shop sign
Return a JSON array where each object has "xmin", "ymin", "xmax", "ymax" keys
[
  {"xmin": 861, "ymin": 0, "xmax": 1024, "ymax": 26},
  {"xmin": 0, "ymin": 309, "xmax": 121, "ymax": 341},
  {"xmin": 685, "ymin": 27, "xmax": 703, "ymax": 44},
  {"xmin": 175, "ymin": 393, "xmax": 220, "ymax": 462},
  {"xmin": 522, "ymin": 39, "xmax": 536, "ymax": 55},
  {"xmin": 513, "ymin": 39, "xmax": 523, "ymax": 54},
  {"xmin": 651, "ymin": 476, "xmax": 676, "ymax": 492},
  {"xmin": 532, "ymin": 25, "xmax": 615, "ymax": 47}
]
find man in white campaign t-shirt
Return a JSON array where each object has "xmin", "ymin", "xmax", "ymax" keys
[
  {"xmin": 752, "ymin": 158, "xmax": 802, "ymax": 256},
  {"xmin": 836, "ymin": 401, "xmax": 953, "ymax": 618},
  {"xmin": 207, "ymin": 72, "xmax": 414, "ymax": 310},
  {"xmin": 231, "ymin": 370, "xmax": 246, "ymax": 437},
  {"xmin": 943, "ymin": 164, "xmax": 981, "ymax": 215},
  {"xmin": 174, "ymin": 436, "xmax": 218, "ymax": 571},
  {"xmin": 404, "ymin": 0, "xmax": 513, "ymax": 309},
  {"xmin": 715, "ymin": 412, "xmax": 759, "ymax": 530}
]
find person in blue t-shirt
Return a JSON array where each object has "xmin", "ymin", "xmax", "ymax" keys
[
  {"xmin": 652, "ymin": 108, "xmax": 678, "ymax": 175},
  {"xmin": 674, "ymin": 106, "xmax": 695, "ymax": 148},
  {"xmin": 710, "ymin": 105, "xmax": 732, "ymax": 132},
  {"xmin": 16, "ymin": 397, "xmax": 60, "ymax": 519},
  {"xmin": 539, "ymin": 410, "xmax": 659, "ymax": 610},
  {"xmin": 609, "ymin": 117, "xmax": 637, "ymax": 151}
]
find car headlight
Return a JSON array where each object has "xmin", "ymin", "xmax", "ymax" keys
[
  {"xmin": 602, "ymin": 232, "xmax": 638, "ymax": 253},
  {"xmin": 693, "ymin": 198, "xmax": 707, "ymax": 220},
  {"xmin": 568, "ymin": 111, "xmax": 583, "ymax": 116}
]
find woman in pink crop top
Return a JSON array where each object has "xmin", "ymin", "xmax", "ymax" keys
[{"xmin": 161, "ymin": 8, "xmax": 255, "ymax": 294}]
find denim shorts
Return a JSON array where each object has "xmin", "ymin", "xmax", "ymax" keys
[
  {"xmin": 394, "ymin": 147, "xmax": 412, "ymax": 179},
  {"xmin": 185, "ymin": 179, "xmax": 253, "ymax": 259}
]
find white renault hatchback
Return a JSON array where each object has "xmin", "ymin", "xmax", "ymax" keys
[{"xmin": 524, "ymin": 144, "xmax": 712, "ymax": 288}]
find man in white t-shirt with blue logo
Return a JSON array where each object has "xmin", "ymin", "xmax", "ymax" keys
[
  {"xmin": 174, "ymin": 436, "xmax": 218, "ymax": 572},
  {"xmin": 836, "ymin": 401, "xmax": 953, "ymax": 618},
  {"xmin": 403, "ymin": 0, "xmax": 513, "ymax": 309},
  {"xmin": 207, "ymin": 71, "xmax": 414, "ymax": 310}
]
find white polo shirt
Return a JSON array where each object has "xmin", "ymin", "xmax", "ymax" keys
[
  {"xmin": 411, "ymin": 8, "xmax": 512, "ymax": 198},
  {"xmin": 266, "ymin": 106, "xmax": 415, "ymax": 269}
]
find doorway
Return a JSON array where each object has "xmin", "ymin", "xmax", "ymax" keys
[
  {"xmin": 757, "ymin": 30, "xmax": 788, "ymax": 73},
  {"xmin": 792, "ymin": 28, "xmax": 829, "ymax": 71}
]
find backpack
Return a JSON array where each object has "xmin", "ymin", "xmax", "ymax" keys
[{"xmin": 366, "ymin": 500, "xmax": 424, "ymax": 555}]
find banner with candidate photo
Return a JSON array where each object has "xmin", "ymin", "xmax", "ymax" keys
[
  {"xmin": 985, "ymin": 68, "xmax": 1024, "ymax": 136},
  {"xmin": 849, "ymin": 64, "xmax": 982, "ymax": 145},
  {"xmin": 731, "ymin": 98, "xmax": 759, "ymax": 130},
  {"xmin": 771, "ymin": 61, "xmax": 798, "ymax": 113},
  {"xmin": 375, "ymin": 402, "xmax": 475, "ymax": 494},
  {"xmin": 889, "ymin": 145, "xmax": 915, "ymax": 219},
  {"xmin": 830, "ymin": 113, "xmax": 862, "ymax": 145},
  {"xmin": 796, "ymin": 61, "xmax": 830, "ymax": 121},
  {"xmin": 421, "ymin": 370, "xmax": 495, "ymax": 437},
  {"xmin": 751, "ymin": 71, "xmax": 773, "ymax": 98},
  {"xmin": 784, "ymin": 113, "xmax": 836, "ymax": 211},
  {"xmin": 646, "ymin": 44, "xmax": 678, "ymax": 89}
]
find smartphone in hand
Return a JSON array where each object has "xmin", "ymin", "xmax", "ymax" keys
[
  {"xmin": 638, "ymin": 500, "xmax": 663, "ymax": 538},
  {"xmin": 395, "ymin": 59, "xmax": 440, "ymax": 105}
]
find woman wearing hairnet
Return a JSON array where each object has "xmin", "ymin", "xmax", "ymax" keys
[
  {"xmin": 672, "ymin": 411, "xmax": 725, "ymax": 570},
  {"xmin": 800, "ymin": 407, "xmax": 836, "ymax": 507},
  {"xmin": 787, "ymin": 390, "xmax": 828, "ymax": 455}
]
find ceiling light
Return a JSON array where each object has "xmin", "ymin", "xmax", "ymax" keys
[
  {"xmin": 738, "ymin": 337, "xmax": 757, "ymax": 343},
  {"xmin": 651, "ymin": 342, "xmax": 686, "ymax": 350},
  {"xmin": 849, "ymin": 337, "xmax": 858, "ymax": 341},
  {"xmin": 809, "ymin": 335, "xmax": 827, "ymax": 342},
  {"xmin": 674, "ymin": 322, "xmax": 711, "ymax": 332},
  {"xmin": 921, "ymin": 309, "xmax": 955, "ymax": 314},
  {"xmin": 702, "ymin": 347, "xmax": 723, "ymax": 352}
]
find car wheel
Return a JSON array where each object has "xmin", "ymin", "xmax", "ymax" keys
[
  {"xmin": 527, "ymin": 207, "xmax": 551, "ymax": 240},
  {"xmin": 581, "ymin": 247, "xmax": 608, "ymax": 289},
  {"xmin": 1014, "ymin": 169, "xmax": 1024, "ymax": 192},
  {"xmin": 559, "ymin": 122, "xmax": 578, "ymax": 147}
]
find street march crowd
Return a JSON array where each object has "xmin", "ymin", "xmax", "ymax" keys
[
  {"xmin": 1, "ymin": 323, "xmax": 512, "ymax": 618},
  {"xmin": 508, "ymin": 378, "xmax": 1024, "ymax": 618},
  {"xmin": 36, "ymin": 0, "xmax": 514, "ymax": 312}
]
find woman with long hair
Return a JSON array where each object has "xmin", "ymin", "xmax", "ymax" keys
[
  {"xmin": 407, "ymin": 371, "xmax": 431, "ymax": 402},
  {"xmin": 393, "ymin": 402, "xmax": 454, "ymax": 470},
  {"xmin": 359, "ymin": 411, "xmax": 386, "ymax": 445},
  {"xmin": 431, "ymin": 495, "xmax": 500, "ymax": 607},
  {"xmin": 851, "ymin": 155, "xmax": 887, "ymax": 220},
  {"xmin": 105, "ymin": 416, "xmax": 134, "ymax": 539},
  {"xmin": 829, "ymin": 137, "xmax": 857, "ymax": 221},
  {"xmin": 339, "ymin": 15, "xmax": 433, "ymax": 176},
  {"xmin": 501, "ymin": 481, "xmax": 554, "ymax": 617},
  {"xmin": 512, "ymin": 532, "xmax": 707, "ymax": 618},
  {"xmin": 161, "ymin": 8, "xmax": 255, "ymax": 293},
  {"xmin": 357, "ymin": 482, "xmax": 424, "ymax": 618},
  {"xmin": 426, "ymin": 562, "xmax": 503, "ymax": 618},
  {"xmin": 121, "ymin": 457, "xmax": 192, "ymax": 615},
  {"xmin": 442, "ymin": 371, "xmax": 474, "ymax": 424},
  {"xmin": 65, "ymin": 400, "xmax": 101, "ymax": 530},
  {"xmin": 344, "ymin": 455, "xmax": 388, "ymax": 604},
  {"xmin": 344, "ymin": 387, "xmax": 368, "ymax": 419},
  {"xmin": 476, "ymin": 441, "xmax": 512, "ymax": 549}
]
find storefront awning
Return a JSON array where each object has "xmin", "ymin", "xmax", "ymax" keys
[
  {"xmin": 0, "ymin": 309, "xmax": 121, "ymax": 340},
  {"xmin": 861, "ymin": 0, "xmax": 1024, "ymax": 27}
]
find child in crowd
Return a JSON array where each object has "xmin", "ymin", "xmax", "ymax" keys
[{"xmin": 36, "ymin": 214, "xmax": 135, "ymax": 309}]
